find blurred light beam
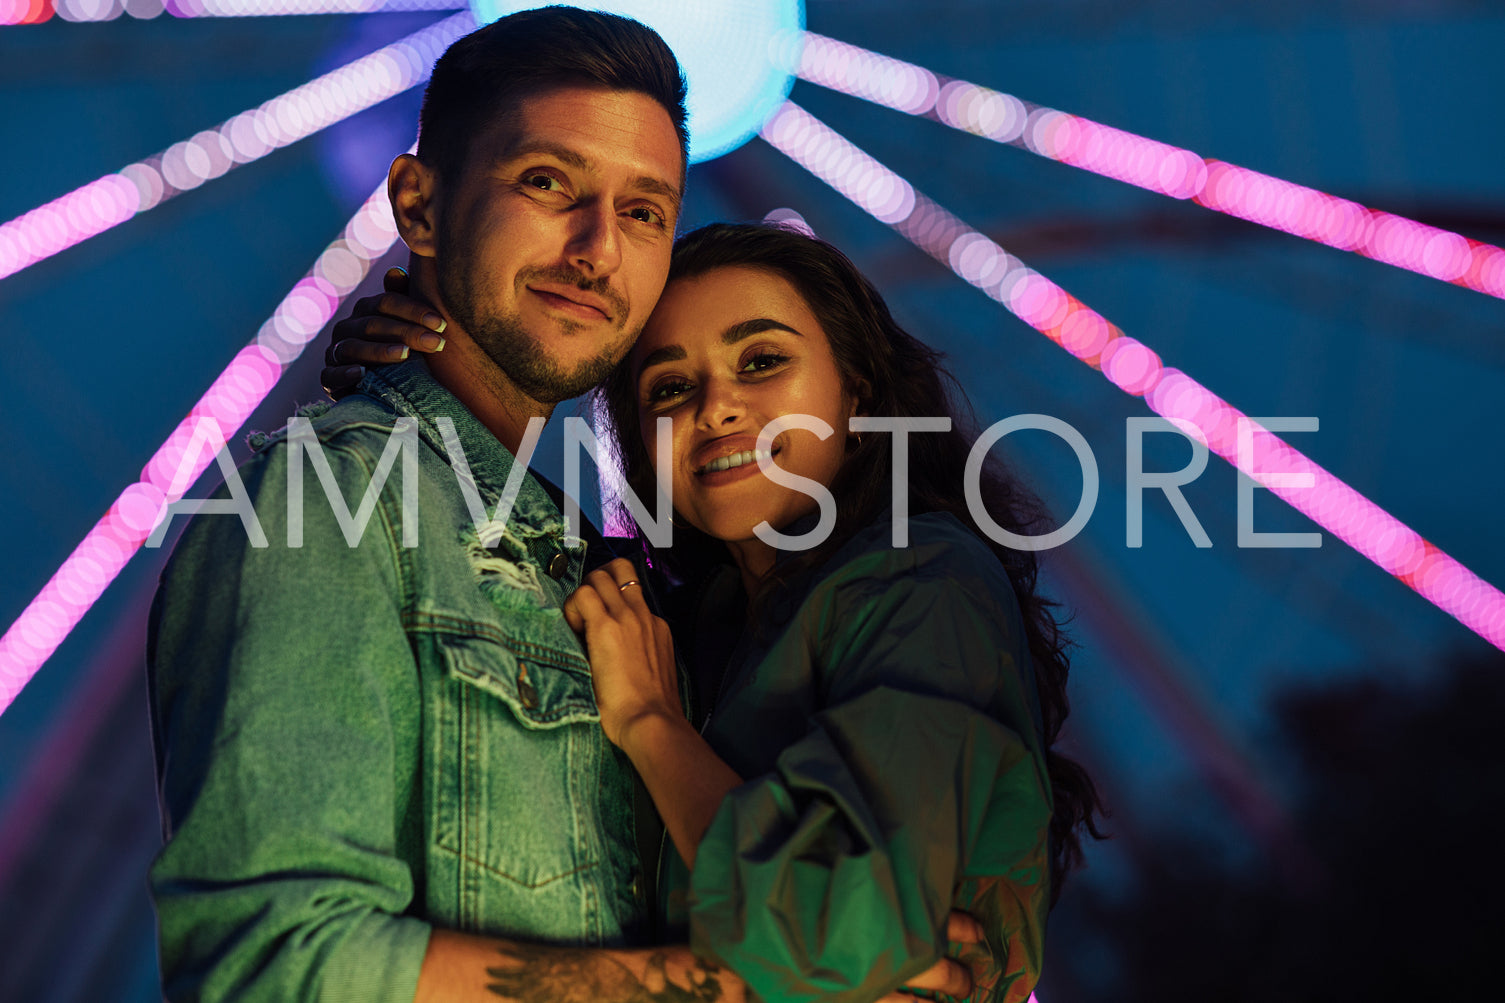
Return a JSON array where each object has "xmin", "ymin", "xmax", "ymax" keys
[
  {"xmin": 9, "ymin": 0, "xmax": 463, "ymax": 22},
  {"xmin": 761, "ymin": 100, "xmax": 1505, "ymax": 652},
  {"xmin": 0, "ymin": 11, "xmax": 472, "ymax": 282},
  {"xmin": 0, "ymin": 0, "xmax": 53, "ymax": 24},
  {"xmin": 792, "ymin": 32, "xmax": 1505, "ymax": 301},
  {"xmin": 0, "ymin": 168, "xmax": 406, "ymax": 712},
  {"xmin": 160, "ymin": 0, "xmax": 466, "ymax": 15}
]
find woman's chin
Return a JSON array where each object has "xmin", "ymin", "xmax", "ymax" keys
[
  {"xmin": 686, "ymin": 505, "xmax": 819, "ymax": 553},
  {"xmin": 691, "ymin": 519, "xmax": 767, "ymax": 548}
]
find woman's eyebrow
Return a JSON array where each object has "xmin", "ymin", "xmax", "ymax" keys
[
  {"xmin": 636, "ymin": 345, "xmax": 686, "ymax": 374},
  {"xmin": 637, "ymin": 319, "xmax": 803, "ymax": 377},
  {"xmin": 723, "ymin": 318, "xmax": 802, "ymax": 344}
]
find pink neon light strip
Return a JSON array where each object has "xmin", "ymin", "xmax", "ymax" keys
[
  {"xmin": 761, "ymin": 100, "xmax": 1505, "ymax": 652},
  {"xmin": 159, "ymin": 0, "xmax": 466, "ymax": 15},
  {"xmin": 0, "ymin": 0, "xmax": 52, "ymax": 23},
  {"xmin": 0, "ymin": 12, "xmax": 471, "ymax": 282},
  {"xmin": 0, "ymin": 171, "xmax": 405, "ymax": 712},
  {"xmin": 6, "ymin": 0, "xmax": 463, "ymax": 25},
  {"xmin": 792, "ymin": 32, "xmax": 1505, "ymax": 301}
]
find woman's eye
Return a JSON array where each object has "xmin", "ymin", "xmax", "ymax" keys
[
  {"xmin": 741, "ymin": 352, "xmax": 789, "ymax": 374},
  {"xmin": 648, "ymin": 379, "xmax": 691, "ymax": 403}
]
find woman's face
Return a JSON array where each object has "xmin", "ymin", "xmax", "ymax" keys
[{"xmin": 630, "ymin": 265, "xmax": 857, "ymax": 547}]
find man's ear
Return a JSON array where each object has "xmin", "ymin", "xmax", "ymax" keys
[{"xmin": 389, "ymin": 154, "xmax": 440, "ymax": 258}]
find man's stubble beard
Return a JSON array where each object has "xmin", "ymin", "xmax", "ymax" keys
[{"xmin": 435, "ymin": 228, "xmax": 637, "ymax": 405}]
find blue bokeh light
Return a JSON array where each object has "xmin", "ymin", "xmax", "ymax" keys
[{"xmin": 470, "ymin": 1, "xmax": 804, "ymax": 163}]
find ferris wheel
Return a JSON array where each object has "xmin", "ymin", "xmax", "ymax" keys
[{"xmin": 3, "ymin": 0, "xmax": 1501, "ymax": 708}]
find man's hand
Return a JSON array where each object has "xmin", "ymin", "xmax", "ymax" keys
[{"xmin": 320, "ymin": 266, "xmax": 448, "ymax": 399}]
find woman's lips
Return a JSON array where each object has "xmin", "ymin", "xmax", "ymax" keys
[
  {"xmin": 698, "ymin": 448, "xmax": 764, "ymax": 474},
  {"xmin": 693, "ymin": 441, "xmax": 780, "ymax": 486}
]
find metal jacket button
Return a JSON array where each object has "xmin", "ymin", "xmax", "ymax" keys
[
  {"xmin": 547, "ymin": 552, "xmax": 568, "ymax": 579},
  {"xmin": 516, "ymin": 663, "xmax": 538, "ymax": 709}
]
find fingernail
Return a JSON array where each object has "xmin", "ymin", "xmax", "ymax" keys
[
  {"xmin": 419, "ymin": 333, "xmax": 446, "ymax": 352},
  {"xmin": 423, "ymin": 312, "xmax": 446, "ymax": 333},
  {"xmin": 342, "ymin": 365, "xmax": 364, "ymax": 380},
  {"xmin": 387, "ymin": 345, "xmax": 410, "ymax": 361}
]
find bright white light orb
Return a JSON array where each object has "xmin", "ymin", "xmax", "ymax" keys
[{"xmin": 471, "ymin": 1, "xmax": 804, "ymax": 163}]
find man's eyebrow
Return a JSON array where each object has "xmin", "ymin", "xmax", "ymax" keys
[
  {"xmin": 634, "ymin": 175, "xmax": 684, "ymax": 216},
  {"xmin": 637, "ymin": 319, "xmax": 804, "ymax": 378},
  {"xmin": 496, "ymin": 139, "xmax": 682, "ymax": 214},
  {"xmin": 496, "ymin": 139, "xmax": 591, "ymax": 172}
]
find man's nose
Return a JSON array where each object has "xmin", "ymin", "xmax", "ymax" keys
[{"xmin": 567, "ymin": 199, "xmax": 622, "ymax": 277}]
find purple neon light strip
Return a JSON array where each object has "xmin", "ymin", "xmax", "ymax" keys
[
  {"xmin": 761, "ymin": 100, "xmax": 1505, "ymax": 652},
  {"xmin": 0, "ymin": 11, "xmax": 471, "ymax": 283},
  {"xmin": 792, "ymin": 32, "xmax": 1505, "ymax": 301},
  {"xmin": 0, "ymin": 171, "xmax": 405, "ymax": 711}
]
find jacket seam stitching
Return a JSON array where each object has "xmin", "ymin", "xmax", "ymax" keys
[{"xmin": 433, "ymin": 839, "xmax": 599, "ymax": 887}]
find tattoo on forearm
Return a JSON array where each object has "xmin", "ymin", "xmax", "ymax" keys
[{"xmin": 486, "ymin": 946, "xmax": 724, "ymax": 1003}]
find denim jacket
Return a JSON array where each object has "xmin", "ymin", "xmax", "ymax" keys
[{"xmin": 147, "ymin": 360, "xmax": 646, "ymax": 1003}]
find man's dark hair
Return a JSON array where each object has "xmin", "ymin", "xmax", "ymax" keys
[{"xmin": 417, "ymin": 6, "xmax": 689, "ymax": 183}]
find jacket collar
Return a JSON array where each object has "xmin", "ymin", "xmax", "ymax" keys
[{"xmin": 359, "ymin": 358, "xmax": 560, "ymax": 526}]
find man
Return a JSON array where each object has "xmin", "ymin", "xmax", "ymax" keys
[
  {"xmin": 150, "ymin": 9, "xmax": 707, "ymax": 1000},
  {"xmin": 150, "ymin": 9, "xmax": 974, "ymax": 1002}
]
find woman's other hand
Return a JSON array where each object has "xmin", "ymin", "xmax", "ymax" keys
[
  {"xmin": 562, "ymin": 558, "xmax": 682, "ymax": 748},
  {"xmin": 320, "ymin": 266, "xmax": 448, "ymax": 399}
]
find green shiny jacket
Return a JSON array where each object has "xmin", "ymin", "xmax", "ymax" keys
[{"xmin": 661, "ymin": 511, "xmax": 1053, "ymax": 1003}]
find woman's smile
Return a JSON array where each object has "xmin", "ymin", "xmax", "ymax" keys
[
  {"xmin": 630, "ymin": 265, "xmax": 857, "ymax": 554},
  {"xmin": 695, "ymin": 445, "xmax": 778, "ymax": 479}
]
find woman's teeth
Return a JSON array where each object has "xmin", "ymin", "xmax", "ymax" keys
[{"xmin": 701, "ymin": 449, "xmax": 770, "ymax": 473}]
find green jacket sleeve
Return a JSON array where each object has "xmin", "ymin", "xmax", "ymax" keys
[
  {"xmin": 148, "ymin": 438, "xmax": 431, "ymax": 1003},
  {"xmin": 687, "ymin": 525, "xmax": 1052, "ymax": 1003}
]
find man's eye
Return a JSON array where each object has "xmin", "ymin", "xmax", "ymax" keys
[
  {"xmin": 741, "ymin": 352, "xmax": 789, "ymax": 374},
  {"xmin": 525, "ymin": 174, "xmax": 562, "ymax": 191},
  {"xmin": 627, "ymin": 205, "xmax": 665, "ymax": 227}
]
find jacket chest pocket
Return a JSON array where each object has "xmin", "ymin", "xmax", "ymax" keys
[{"xmin": 433, "ymin": 629, "xmax": 608, "ymax": 903}]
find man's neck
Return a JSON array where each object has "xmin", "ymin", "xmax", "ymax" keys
[
  {"xmin": 410, "ymin": 265, "xmax": 554, "ymax": 457},
  {"xmin": 424, "ymin": 340, "xmax": 555, "ymax": 457}
]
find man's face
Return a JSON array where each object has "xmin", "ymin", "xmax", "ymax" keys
[{"xmin": 433, "ymin": 86, "xmax": 684, "ymax": 404}]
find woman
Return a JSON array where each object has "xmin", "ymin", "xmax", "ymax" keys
[{"xmin": 329, "ymin": 222, "xmax": 1101, "ymax": 1002}]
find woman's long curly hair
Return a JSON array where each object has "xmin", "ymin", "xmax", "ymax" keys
[{"xmin": 595, "ymin": 221, "xmax": 1105, "ymax": 895}]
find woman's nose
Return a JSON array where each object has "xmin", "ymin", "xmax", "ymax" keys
[{"xmin": 697, "ymin": 378, "xmax": 745, "ymax": 428}]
